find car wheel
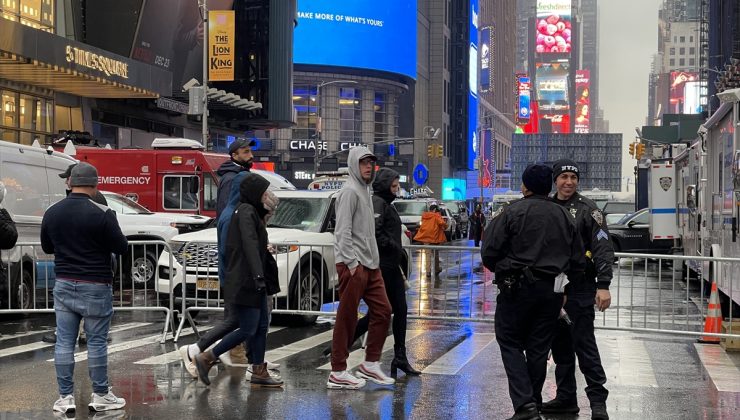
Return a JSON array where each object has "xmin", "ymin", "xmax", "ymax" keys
[
  {"xmin": 9, "ymin": 264, "xmax": 34, "ymax": 310},
  {"xmin": 127, "ymin": 247, "xmax": 158, "ymax": 288},
  {"xmin": 287, "ymin": 261, "xmax": 322, "ymax": 326}
]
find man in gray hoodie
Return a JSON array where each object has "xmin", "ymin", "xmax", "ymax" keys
[{"xmin": 327, "ymin": 146, "xmax": 394, "ymax": 390}]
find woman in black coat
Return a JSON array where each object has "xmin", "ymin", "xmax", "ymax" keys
[
  {"xmin": 470, "ymin": 203, "xmax": 486, "ymax": 247},
  {"xmin": 194, "ymin": 173, "xmax": 282, "ymax": 387}
]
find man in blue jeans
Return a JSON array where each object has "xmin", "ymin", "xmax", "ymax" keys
[{"xmin": 41, "ymin": 162, "xmax": 129, "ymax": 414}]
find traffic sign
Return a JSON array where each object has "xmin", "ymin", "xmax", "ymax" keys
[{"xmin": 413, "ymin": 163, "xmax": 429, "ymax": 185}]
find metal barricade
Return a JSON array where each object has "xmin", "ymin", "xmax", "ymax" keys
[{"xmin": 0, "ymin": 240, "xmax": 176, "ymax": 344}]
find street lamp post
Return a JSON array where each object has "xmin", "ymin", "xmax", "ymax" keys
[{"xmin": 313, "ymin": 80, "xmax": 358, "ymax": 176}]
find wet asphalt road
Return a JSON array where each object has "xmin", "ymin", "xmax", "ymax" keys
[{"xmin": 0, "ymin": 238, "xmax": 739, "ymax": 419}]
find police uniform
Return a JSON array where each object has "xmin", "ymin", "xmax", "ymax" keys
[
  {"xmin": 481, "ymin": 164, "xmax": 582, "ymax": 420},
  {"xmin": 544, "ymin": 160, "xmax": 612, "ymax": 418}
]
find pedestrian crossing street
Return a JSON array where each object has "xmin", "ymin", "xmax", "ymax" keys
[{"xmin": 1, "ymin": 321, "xmax": 739, "ymax": 393}]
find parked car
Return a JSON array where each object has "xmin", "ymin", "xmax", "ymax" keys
[
  {"xmin": 443, "ymin": 200, "xmax": 469, "ymax": 238},
  {"xmin": 608, "ymin": 208, "xmax": 673, "ymax": 255},
  {"xmin": 393, "ymin": 198, "xmax": 438, "ymax": 240},
  {"xmin": 437, "ymin": 205, "xmax": 458, "ymax": 242},
  {"xmin": 155, "ymin": 189, "xmax": 411, "ymax": 325},
  {"xmin": 602, "ymin": 201, "xmax": 636, "ymax": 225}
]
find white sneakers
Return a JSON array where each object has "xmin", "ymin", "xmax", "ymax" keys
[
  {"xmin": 53, "ymin": 395, "xmax": 75, "ymax": 413},
  {"xmin": 88, "ymin": 391, "xmax": 126, "ymax": 411},
  {"xmin": 327, "ymin": 362, "xmax": 395, "ymax": 389},
  {"xmin": 178, "ymin": 345, "xmax": 198, "ymax": 378},
  {"xmin": 327, "ymin": 370, "xmax": 367, "ymax": 389},
  {"xmin": 356, "ymin": 361, "xmax": 396, "ymax": 385}
]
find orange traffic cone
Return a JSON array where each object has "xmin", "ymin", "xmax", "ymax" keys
[{"xmin": 699, "ymin": 280, "xmax": 723, "ymax": 343}]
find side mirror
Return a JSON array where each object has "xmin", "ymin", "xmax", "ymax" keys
[
  {"xmin": 627, "ymin": 220, "xmax": 638, "ymax": 228},
  {"xmin": 686, "ymin": 184, "xmax": 697, "ymax": 210},
  {"xmin": 189, "ymin": 176, "xmax": 200, "ymax": 194}
]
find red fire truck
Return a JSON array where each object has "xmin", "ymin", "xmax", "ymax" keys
[{"xmin": 61, "ymin": 138, "xmax": 284, "ymax": 218}]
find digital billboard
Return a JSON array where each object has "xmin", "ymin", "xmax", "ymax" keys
[
  {"xmin": 517, "ymin": 75, "xmax": 532, "ymax": 121},
  {"xmin": 535, "ymin": 0, "xmax": 572, "ymax": 54},
  {"xmin": 575, "ymin": 70, "xmax": 590, "ymax": 133},
  {"xmin": 442, "ymin": 178, "xmax": 467, "ymax": 200},
  {"xmin": 480, "ymin": 129, "xmax": 494, "ymax": 188},
  {"xmin": 468, "ymin": 0, "xmax": 479, "ymax": 170},
  {"xmin": 480, "ymin": 26, "xmax": 492, "ymax": 92},
  {"xmin": 670, "ymin": 71, "xmax": 699, "ymax": 114},
  {"xmin": 294, "ymin": 1, "xmax": 417, "ymax": 79},
  {"xmin": 535, "ymin": 62, "xmax": 569, "ymax": 114}
]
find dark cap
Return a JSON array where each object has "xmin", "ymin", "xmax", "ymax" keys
[
  {"xmin": 358, "ymin": 151, "xmax": 377, "ymax": 162},
  {"xmin": 522, "ymin": 164, "xmax": 553, "ymax": 195},
  {"xmin": 228, "ymin": 138, "xmax": 256, "ymax": 155},
  {"xmin": 69, "ymin": 162, "xmax": 99, "ymax": 187},
  {"xmin": 59, "ymin": 163, "xmax": 78, "ymax": 179},
  {"xmin": 552, "ymin": 159, "xmax": 580, "ymax": 181}
]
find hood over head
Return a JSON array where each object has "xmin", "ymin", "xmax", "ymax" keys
[
  {"xmin": 372, "ymin": 167, "xmax": 399, "ymax": 203},
  {"xmin": 239, "ymin": 173, "xmax": 271, "ymax": 218},
  {"xmin": 347, "ymin": 146, "xmax": 377, "ymax": 187}
]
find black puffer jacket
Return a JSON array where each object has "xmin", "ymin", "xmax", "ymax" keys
[
  {"xmin": 216, "ymin": 160, "xmax": 248, "ymax": 220},
  {"xmin": 223, "ymin": 173, "xmax": 279, "ymax": 307},
  {"xmin": 0, "ymin": 209, "xmax": 17, "ymax": 250},
  {"xmin": 372, "ymin": 168, "xmax": 403, "ymax": 268}
]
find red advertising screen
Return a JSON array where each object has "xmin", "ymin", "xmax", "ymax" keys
[
  {"xmin": 575, "ymin": 69, "xmax": 590, "ymax": 133},
  {"xmin": 535, "ymin": 0, "xmax": 572, "ymax": 54},
  {"xmin": 670, "ymin": 71, "xmax": 699, "ymax": 114}
]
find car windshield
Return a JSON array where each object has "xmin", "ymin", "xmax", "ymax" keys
[
  {"xmin": 443, "ymin": 202, "xmax": 461, "ymax": 215},
  {"xmin": 103, "ymin": 193, "xmax": 152, "ymax": 215},
  {"xmin": 266, "ymin": 197, "xmax": 331, "ymax": 232},
  {"xmin": 604, "ymin": 202, "xmax": 635, "ymax": 214},
  {"xmin": 393, "ymin": 201, "xmax": 429, "ymax": 216}
]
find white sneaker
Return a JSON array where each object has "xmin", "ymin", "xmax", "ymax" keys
[
  {"xmin": 266, "ymin": 359, "xmax": 281, "ymax": 370},
  {"xmin": 178, "ymin": 345, "xmax": 198, "ymax": 379},
  {"xmin": 53, "ymin": 394, "xmax": 75, "ymax": 413},
  {"xmin": 245, "ymin": 364, "xmax": 282, "ymax": 380},
  {"xmin": 219, "ymin": 349, "xmax": 233, "ymax": 366},
  {"xmin": 88, "ymin": 391, "xmax": 126, "ymax": 411},
  {"xmin": 356, "ymin": 361, "xmax": 395, "ymax": 385},
  {"xmin": 327, "ymin": 370, "xmax": 366, "ymax": 390}
]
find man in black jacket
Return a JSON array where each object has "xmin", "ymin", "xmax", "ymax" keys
[
  {"xmin": 542, "ymin": 159, "xmax": 612, "ymax": 420},
  {"xmin": 0, "ymin": 181, "xmax": 18, "ymax": 313},
  {"xmin": 481, "ymin": 164, "xmax": 582, "ymax": 420},
  {"xmin": 216, "ymin": 137, "xmax": 254, "ymax": 219},
  {"xmin": 41, "ymin": 162, "xmax": 129, "ymax": 413}
]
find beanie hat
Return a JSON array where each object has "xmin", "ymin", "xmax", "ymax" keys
[
  {"xmin": 552, "ymin": 159, "xmax": 580, "ymax": 181},
  {"xmin": 69, "ymin": 162, "xmax": 99, "ymax": 187},
  {"xmin": 522, "ymin": 164, "xmax": 553, "ymax": 195}
]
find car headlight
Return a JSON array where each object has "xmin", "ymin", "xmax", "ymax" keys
[{"xmin": 269, "ymin": 244, "xmax": 299, "ymax": 254}]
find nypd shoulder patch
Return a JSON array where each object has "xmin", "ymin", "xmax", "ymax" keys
[
  {"xmin": 492, "ymin": 207, "xmax": 504, "ymax": 219},
  {"xmin": 591, "ymin": 209, "xmax": 604, "ymax": 226}
]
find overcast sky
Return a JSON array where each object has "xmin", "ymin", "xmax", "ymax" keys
[{"xmin": 598, "ymin": 0, "xmax": 663, "ymax": 190}]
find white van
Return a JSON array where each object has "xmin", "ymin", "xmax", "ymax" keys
[{"xmin": 0, "ymin": 140, "xmax": 76, "ymax": 309}]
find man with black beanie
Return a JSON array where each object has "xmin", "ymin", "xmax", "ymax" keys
[
  {"xmin": 542, "ymin": 159, "xmax": 612, "ymax": 420},
  {"xmin": 481, "ymin": 163, "xmax": 582, "ymax": 420}
]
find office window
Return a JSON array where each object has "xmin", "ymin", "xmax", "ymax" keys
[
  {"xmin": 689, "ymin": 58, "xmax": 695, "ymax": 66},
  {"xmin": 689, "ymin": 47, "xmax": 695, "ymax": 55},
  {"xmin": 670, "ymin": 58, "xmax": 675, "ymax": 66},
  {"xmin": 679, "ymin": 58, "xmax": 685, "ymax": 66},
  {"xmin": 374, "ymin": 92, "xmax": 386, "ymax": 142},
  {"xmin": 339, "ymin": 88, "xmax": 362, "ymax": 142},
  {"xmin": 291, "ymin": 86, "xmax": 318, "ymax": 142},
  {"xmin": 690, "ymin": 35, "xmax": 693, "ymax": 43},
  {"xmin": 1, "ymin": 0, "xmax": 54, "ymax": 31},
  {"xmin": 680, "ymin": 47, "xmax": 685, "ymax": 55},
  {"xmin": 670, "ymin": 47, "xmax": 676, "ymax": 55},
  {"xmin": 680, "ymin": 36, "xmax": 685, "ymax": 43}
]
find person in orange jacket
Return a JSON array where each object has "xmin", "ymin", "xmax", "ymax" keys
[{"xmin": 413, "ymin": 204, "xmax": 447, "ymax": 278}]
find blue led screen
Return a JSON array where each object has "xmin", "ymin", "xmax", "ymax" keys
[{"xmin": 294, "ymin": 0, "xmax": 417, "ymax": 79}]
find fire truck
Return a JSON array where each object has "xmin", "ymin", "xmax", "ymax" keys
[{"xmin": 61, "ymin": 138, "xmax": 293, "ymax": 218}]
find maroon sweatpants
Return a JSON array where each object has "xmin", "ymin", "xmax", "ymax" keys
[{"xmin": 331, "ymin": 263, "xmax": 392, "ymax": 371}]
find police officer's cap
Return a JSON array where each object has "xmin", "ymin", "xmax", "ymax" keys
[
  {"xmin": 552, "ymin": 159, "xmax": 580, "ymax": 181},
  {"xmin": 522, "ymin": 164, "xmax": 553, "ymax": 196}
]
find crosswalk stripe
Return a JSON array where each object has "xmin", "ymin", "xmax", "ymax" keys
[
  {"xmin": 597, "ymin": 335, "xmax": 658, "ymax": 387},
  {"xmin": 316, "ymin": 330, "xmax": 425, "ymax": 371},
  {"xmin": 0, "ymin": 322, "xmax": 152, "ymax": 359},
  {"xmin": 0, "ymin": 328, "xmax": 55, "ymax": 343},
  {"xmin": 134, "ymin": 327, "xmax": 285, "ymax": 365},
  {"xmin": 694, "ymin": 343, "xmax": 740, "ymax": 392},
  {"xmin": 422, "ymin": 333, "xmax": 496, "ymax": 375},
  {"xmin": 265, "ymin": 329, "xmax": 335, "ymax": 363}
]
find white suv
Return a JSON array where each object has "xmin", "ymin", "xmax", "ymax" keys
[{"xmin": 155, "ymin": 189, "xmax": 411, "ymax": 324}]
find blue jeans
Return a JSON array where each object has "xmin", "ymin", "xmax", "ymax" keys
[
  {"xmin": 212, "ymin": 294, "xmax": 269, "ymax": 364},
  {"xmin": 53, "ymin": 279, "xmax": 113, "ymax": 395}
]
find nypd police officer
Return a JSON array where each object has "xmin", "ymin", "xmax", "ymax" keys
[
  {"xmin": 541, "ymin": 159, "xmax": 612, "ymax": 420},
  {"xmin": 481, "ymin": 164, "xmax": 582, "ymax": 420}
]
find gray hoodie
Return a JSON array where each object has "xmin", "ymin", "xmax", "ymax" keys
[{"xmin": 333, "ymin": 146, "xmax": 380, "ymax": 270}]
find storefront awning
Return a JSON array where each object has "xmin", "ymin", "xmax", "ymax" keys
[{"xmin": 0, "ymin": 19, "xmax": 171, "ymax": 98}]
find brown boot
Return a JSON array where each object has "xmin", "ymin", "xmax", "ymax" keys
[
  {"xmin": 194, "ymin": 350, "xmax": 218, "ymax": 386},
  {"xmin": 250, "ymin": 363, "xmax": 284, "ymax": 387}
]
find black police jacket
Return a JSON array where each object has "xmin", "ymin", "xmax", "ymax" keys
[
  {"xmin": 552, "ymin": 192, "xmax": 614, "ymax": 292},
  {"xmin": 481, "ymin": 194, "xmax": 583, "ymax": 279}
]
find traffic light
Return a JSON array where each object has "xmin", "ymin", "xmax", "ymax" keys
[
  {"xmin": 636, "ymin": 143, "xmax": 645, "ymax": 159},
  {"xmin": 436, "ymin": 144, "xmax": 443, "ymax": 158},
  {"xmin": 427, "ymin": 144, "xmax": 434, "ymax": 158},
  {"xmin": 629, "ymin": 143, "xmax": 635, "ymax": 157}
]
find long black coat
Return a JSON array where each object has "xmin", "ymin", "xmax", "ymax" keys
[
  {"xmin": 223, "ymin": 202, "xmax": 279, "ymax": 307},
  {"xmin": 0, "ymin": 209, "xmax": 17, "ymax": 250}
]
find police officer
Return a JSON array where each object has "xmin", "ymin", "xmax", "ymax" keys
[
  {"xmin": 481, "ymin": 164, "xmax": 582, "ymax": 420},
  {"xmin": 541, "ymin": 159, "xmax": 612, "ymax": 420}
]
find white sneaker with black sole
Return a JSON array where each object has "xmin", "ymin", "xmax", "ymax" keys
[
  {"xmin": 178, "ymin": 345, "xmax": 198, "ymax": 379},
  {"xmin": 88, "ymin": 391, "xmax": 126, "ymax": 411},
  {"xmin": 53, "ymin": 395, "xmax": 75, "ymax": 413},
  {"xmin": 356, "ymin": 361, "xmax": 395, "ymax": 385},
  {"xmin": 327, "ymin": 370, "xmax": 366, "ymax": 390}
]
